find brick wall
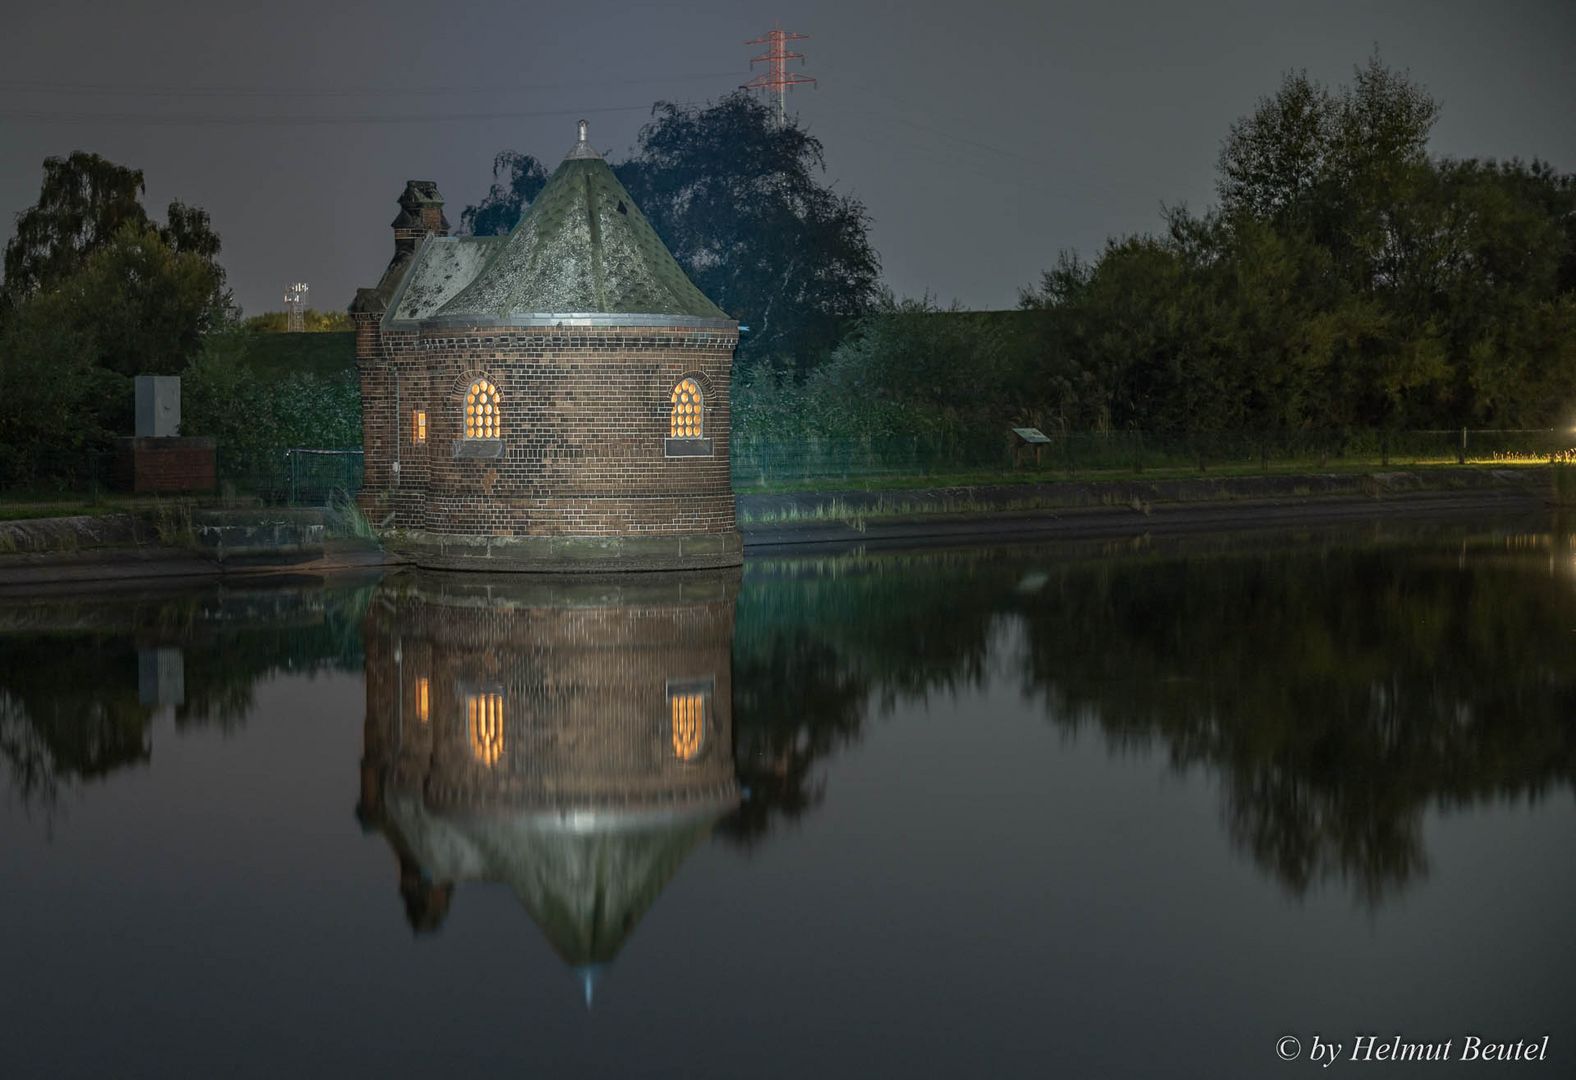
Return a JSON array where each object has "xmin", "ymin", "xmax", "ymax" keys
[
  {"xmin": 361, "ymin": 323, "xmax": 740, "ymax": 537},
  {"xmin": 360, "ymin": 575, "xmax": 738, "ymax": 813},
  {"xmin": 117, "ymin": 437, "xmax": 217, "ymax": 493},
  {"xmin": 354, "ymin": 311, "xmax": 392, "ymax": 520}
]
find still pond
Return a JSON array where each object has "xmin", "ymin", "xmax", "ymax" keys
[{"xmin": 2, "ymin": 520, "xmax": 1573, "ymax": 1077}]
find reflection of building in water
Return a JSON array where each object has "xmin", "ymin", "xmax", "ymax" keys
[{"xmin": 358, "ymin": 570, "xmax": 739, "ymax": 989}]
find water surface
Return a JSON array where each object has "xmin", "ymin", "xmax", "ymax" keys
[{"xmin": 3, "ymin": 521, "xmax": 1573, "ymax": 1077}]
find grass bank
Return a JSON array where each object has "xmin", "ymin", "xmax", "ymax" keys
[{"xmin": 738, "ymin": 465, "xmax": 1557, "ymax": 531}]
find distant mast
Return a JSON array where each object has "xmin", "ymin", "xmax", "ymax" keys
[
  {"xmin": 742, "ymin": 27, "xmax": 816, "ymax": 126},
  {"xmin": 284, "ymin": 281, "xmax": 309, "ymax": 332}
]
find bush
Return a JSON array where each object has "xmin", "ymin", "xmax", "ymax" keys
[{"xmin": 183, "ymin": 332, "xmax": 360, "ymax": 493}]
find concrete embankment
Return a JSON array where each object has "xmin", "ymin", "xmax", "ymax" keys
[
  {"xmin": 0, "ymin": 508, "xmax": 391, "ymax": 590},
  {"xmin": 736, "ymin": 467, "xmax": 1552, "ymax": 552},
  {"xmin": 0, "ymin": 467, "xmax": 1555, "ymax": 588}
]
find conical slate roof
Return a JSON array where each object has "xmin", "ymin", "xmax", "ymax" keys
[
  {"xmin": 385, "ymin": 795, "xmax": 731, "ymax": 966},
  {"xmin": 434, "ymin": 123, "xmax": 729, "ymax": 324}
]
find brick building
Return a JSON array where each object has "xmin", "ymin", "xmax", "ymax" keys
[
  {"xmin": 357, "ymin": 569, "xmax": 739, "ymax": 982},
  {"xmin": 351, "ymin": 122, "xmax": 741, "ymax": 572}
]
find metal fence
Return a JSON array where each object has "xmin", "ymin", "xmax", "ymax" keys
[
  {"xmin": 280, "ymin": 448, "xmax": 364, "ymax": 505},
  {"xmin": 728, "ymin": 428, "xmax": 1575, "ymax": 488},
  {"xmin": 4, "ymin": 432, "xmax": 1570, "ymax": 504}
]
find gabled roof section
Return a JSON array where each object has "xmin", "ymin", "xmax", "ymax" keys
[
  {"xmin": 433, "ymin": 124, "xmax": 730, "ymax": 326},
  {"xmin": 384, "ymin": 235, "xmax": 505, "ymax": 326},
  {"xmin": 350, "ymin": 246, "xmax": 414, "ymax": 316}
]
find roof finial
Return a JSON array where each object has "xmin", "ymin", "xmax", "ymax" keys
[{"xmin": 565, "ymin": 118, "xmax": 602, "ymax": 160}]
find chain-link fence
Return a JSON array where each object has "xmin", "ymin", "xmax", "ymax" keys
[
  {"xmin": 3, "ymin": 431, "xmax": 1569, "ymax": 505},
  {"xmin": 0, "ymin": 446, "xmax": 363, "ymax": 506},
  {"xmin": 728, "ymin": 428, "xmax": 1574, "ymax": 488},
  {"xmin": 277, "ymin": 449, "xmax": 364, "ymax": 505},
  {"xmin": 198, "ymin": 447, "xmax": 363, "ymax": 504}
]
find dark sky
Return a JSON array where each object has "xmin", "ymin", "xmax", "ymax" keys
[{"xmin": 4, "ymin": 0, "xmax": 1572, "ymax": 317}]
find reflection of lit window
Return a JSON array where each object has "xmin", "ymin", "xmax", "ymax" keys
[
  {"xmin": 467, "ymin": 692, "xmax": 504, "ymax": 766},
  {"xmin": 669, "ymin": 690, "xmax": 707, "ymax": 762},
  {"xmin": 415, "ymin": 677, "xmax": 430, "ymax": 723},
  {"xmin": 669, "ymin": 378, "xmax": 703, "ymax": 438},
  {"xmin": 464, "ymin": 379, "xmax": 500, "ymax": 439},
  {"xmin": 412, "ymin": 409, "xmax": 427, "ymax": 444}
]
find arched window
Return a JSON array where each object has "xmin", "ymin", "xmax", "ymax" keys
[
  {"xmin": 670, "ymin": 378, "xmax": 703, "ymax": 438},
  {"xmin": 464, "ymin": 379, "xmax": 500, "ymax": 439},
  {"xmin": 467, "ymin": 691, "xmax": 504, "ymax": 767},
  {"xmin": 666, "ymin": 679, "xmax": 712, "ymax": 762},
  {"xmin": 670, "ymin": 690, "xmax": 706, "ymax": 762}
]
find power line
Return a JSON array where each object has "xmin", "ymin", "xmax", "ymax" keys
[
  {"xmin": 0, "ymin": 71, "xmax": 740, "ymax": 100},
  {"xmin": 0, "ymin": 101, "xmax": 687, "ymax": 127}
]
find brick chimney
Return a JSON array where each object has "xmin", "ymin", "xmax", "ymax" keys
[{"xmin": 391, "ymin": 180, "xmax": 449, "ymax": 256}]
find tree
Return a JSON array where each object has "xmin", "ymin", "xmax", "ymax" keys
[
  {"xmin": 0, "ymin": 225, "xmax": 228, "ymax": 486},
  {"xmin": 459, "ymin": 150, "xmax": 550, "ymax": 237},
  {"xmin": 617, "ymin": 93, "xmax": 880, "ymax": 372},
  {"xmin": 160, "ymin": 198, "xmax": 233, "ymax": 319},
  {"xmin": 2, "ymin": 154, "xmax": 232, "ymax": 326},
  {"xmin": 1216, "ymin": 71, "xmax": 1337, "ymax": 226},
  {"xmin": 1, "ymin": 152, "xmax": 149, "ymax": 315},
  {"xmin": 1218, "ymin": 57, "xmax": 1438, "ymax": 232},
  {"xmin": 462, "ymin": 93, "xmax": 881, "ymax": 372},
  {"xmin": 1218, "ymin": 55, "xmax": 1439, "ymax": 292},
  {"xmin": 1015, "ymin": 55, "xmax": 1574, "ymax": 443}
]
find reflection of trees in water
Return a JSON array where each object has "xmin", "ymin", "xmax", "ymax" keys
[
  {"xmin": 723, "ymin": 634, "xmax": 862, "ymax": 846},
  {"xmin": 0, "ymin": 581, "xmax": 373, "ymax": 813},
  {"xmin": 6, "ymin": 534, "xmax": 1573, "ymax": 904},
  {"xmin": 724, "ymin": 553, "xmax": 1002, "ymax": 848},
  {"xmin": 731, "ymin": 534, "xmax": 1576, "ymax": 903}
]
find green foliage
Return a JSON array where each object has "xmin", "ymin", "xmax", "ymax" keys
[
  {"xmin": 224, "ymin": 329, "xmax": 356, "ymax": 378},
  {"xmin": 464, "ymin": 92, "xmax": 880, "ymax": 374},
  {"xmin": 1, "ymin": 154, "xmax": 231, "ymax": 325},
  {"xmin": 0, "ymin": 224, "xmax": 231, "ymax": 487},
  {"xmin": 242, "ymin": 309, "xmax": 353, "ymax": 333},
  {"xmin": 0, "ymin": 306, "xmax": 125, "ymax": 487},
  {"xmin": 182, "ymin": 332, "xmax": 361, "ymax": 487},
  {"xmin": 55, "ymin": 225, "xmax": 229, "ymax": 377},
  {"xmin": 619, "ymin": 93, "xmax": 880, "ymax": 372},
  {"xmin": 735, "ymin": 58, "xmax": 1573, "ymax": 448},
  {"xmin": 459, "ymin": 150, "xmax": 550, "ymax": 236},
  {"xmin": 0, "ymin": 153, "xmax": 236, "ymax": 488},
  {"xmin": 1013, "ymin": 57, "xmax": 1576, "ymax": 437},
  {"xmin": 1, "ymin": 152, "xmax": 150, "ymax": 313}
]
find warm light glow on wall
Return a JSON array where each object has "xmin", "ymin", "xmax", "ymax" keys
[
  {"xmin": 415, "ymin": 676, "xmax": 430, "ymax": 723},
  {"xmin": 467, "ymin": 692, "xmax": 504, "ymax": 766},
  {"xmin": 464, "ymin": 379, "xmax": 500, "ymax": 439},
  {"xmin": 670, "ymin": 378, "xmax": 703, "ymax": 438},
  {"xmin": 412, "ymin": 409, "xmax": 427, "ymax": 444},
  {"xmin": 670, "ymin": 692, "xmax": 706, "ymax": 761}
]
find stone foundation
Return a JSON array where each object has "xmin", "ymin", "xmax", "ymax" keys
[{"xmin": 385, "ymin": 525, "xmax": 743, "ymax": 572}]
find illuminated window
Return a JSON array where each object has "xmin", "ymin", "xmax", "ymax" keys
[
  {"xmin": 669, "ymin": 690, "xmax": 707, "ymax": 762},
  {"xmin": 464, "ymin": 379, "xmax": 500, "ymax": 439},
  {"xmin": 467, "ymin": 692, "xmax": 504, "ymax": 767},
  {"xmin": 411, "ymin": 409, "xmax": 427, "ymax": 444},
  {"xmin": 415, "ymin": 676, "xmax": 430, "ymax": 723},
  {"xmin": 670, "ymin": 378, "xmax": 703, "ymax": 438}
]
